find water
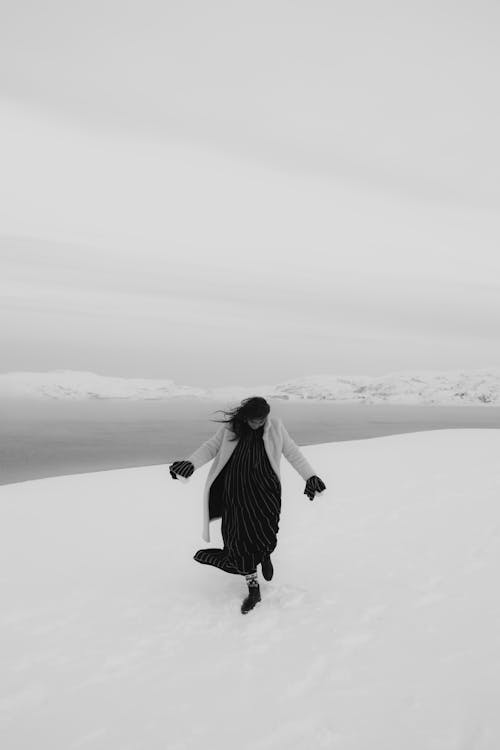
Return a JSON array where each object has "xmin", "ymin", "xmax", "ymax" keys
[{"xmin": 1, "ymin": 397, "xmax": 499, "ymax": 485}]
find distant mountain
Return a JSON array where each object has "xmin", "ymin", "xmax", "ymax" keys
[{"xmin": 1, "ymin": 368, "xmax": 500, "ymax": 405}]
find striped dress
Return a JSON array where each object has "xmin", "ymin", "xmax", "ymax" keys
[{"xmin": 193, "ymin": 424, "xmax": 281, "ymax": 575}]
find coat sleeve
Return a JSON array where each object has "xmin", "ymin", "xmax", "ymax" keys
[
  {"xmin": 280, "ymin": 421, "xmax": 316, "ymax": 481},
  {"xmin": 187, "ymin": 425, "xmax": 226, "ymax": 470}
]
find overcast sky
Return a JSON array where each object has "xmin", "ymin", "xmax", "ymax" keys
[{"xmin": 1, "ymin": 0, "xmax": 499, "ymax": 386}]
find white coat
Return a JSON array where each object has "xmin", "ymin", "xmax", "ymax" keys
[{"xmin": 187, "ymin": 415, "xmax": 318, "ymax": 542}]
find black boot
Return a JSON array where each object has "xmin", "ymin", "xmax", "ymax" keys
[
  {"xmin": 261, "ymin": 554, "xmax": 274, "ymax": 581},
  {"xmin": 241, "ymin": 583, "xmax": 261, "ymax": 614},
  {"xmin": 241, "ymin": 572, "xmax": 261, "ymax": 614}
]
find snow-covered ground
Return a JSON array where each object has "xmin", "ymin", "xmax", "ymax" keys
[
  {"xmin": 1, "ymin": 429, "xmax": 499, "ymax": 749},
  {"xmin": 1, "ymin": 368, "xmax": 500, "ymax": 405}
]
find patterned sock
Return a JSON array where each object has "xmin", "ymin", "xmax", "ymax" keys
[{"xmin": 245, "ymin": 572, "xmax": 259, "ymax": 587}]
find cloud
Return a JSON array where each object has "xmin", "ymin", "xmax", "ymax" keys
[{"xmin": 1, "ymin": 1, "xmax": 500, "ymax": 209}]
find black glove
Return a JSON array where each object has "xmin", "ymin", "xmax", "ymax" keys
[
  {"xmin": 304, "ymin": 475, "xmax": 326, "ymax": 501},
  {"xmin": 169, "ymin": 460, "xmax": 195, "ymax": 480}
]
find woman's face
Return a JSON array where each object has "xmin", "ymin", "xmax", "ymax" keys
[{"xmin": 246, "ymin": 415, "xmax": 268, "ymax": 430}]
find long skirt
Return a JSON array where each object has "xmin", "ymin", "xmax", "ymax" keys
[{"xmin": 194, "ymin": 426, "xmax": 282, "ymax": 575}]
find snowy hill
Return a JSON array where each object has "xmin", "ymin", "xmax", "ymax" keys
[
  {"xmin": 1, "ymin": 429, "xmax": 499, "ymax": 749},
  {"xmin": 1, "ymin": 368, "xmax": 500, "ymax": 405}
]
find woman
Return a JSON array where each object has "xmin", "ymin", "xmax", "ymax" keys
[{"xmin": 169, "ymin": 396, "xmax": 326, "ymax": 614}]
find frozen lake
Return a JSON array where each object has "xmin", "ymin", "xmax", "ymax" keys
[{"xmin": 1, "ymin": 397, "xmax": 499, "ymax": 485}]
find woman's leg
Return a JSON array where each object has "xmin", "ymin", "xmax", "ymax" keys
[
  {"xmin": 244, "ymin": 571, "xmax": 259, "ymax": 587},
  {"xmin": 260, "ymin": 552, "xmax": 274, "ymax": 581},
  {"xmin": 241, "ymin": 570, "xmax": 261, "ymax": 614}
]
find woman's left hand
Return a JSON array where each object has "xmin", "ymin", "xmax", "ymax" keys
[{"xmin": 304, "ymin": 475, "xmax": 326, "ymax": 501}]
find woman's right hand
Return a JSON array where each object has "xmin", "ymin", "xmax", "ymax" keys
[
  {"xmin": 304, "ymin": 475, "xmax": 326, "ymax": 501},
  {"xmin": 169, "ymin": 460, "xmax": 195, "ymax": 480}
]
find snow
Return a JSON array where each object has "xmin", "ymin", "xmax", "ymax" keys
[
  {"xmin": 1, "ymin": 429, "xmax": 500, "ymax": 749},
  {"xmin": 1, "ymin": 367, "xmax": 500, "ymax": 405}
]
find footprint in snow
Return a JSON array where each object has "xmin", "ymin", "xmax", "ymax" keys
[{"xmin": 265, "ymin": 584, "xmax": 311, "ymax": 609}]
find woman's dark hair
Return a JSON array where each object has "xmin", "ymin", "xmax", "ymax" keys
[{"xmin": 211, "ymin": 396, "xmax": 270, "ymax": 442}]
